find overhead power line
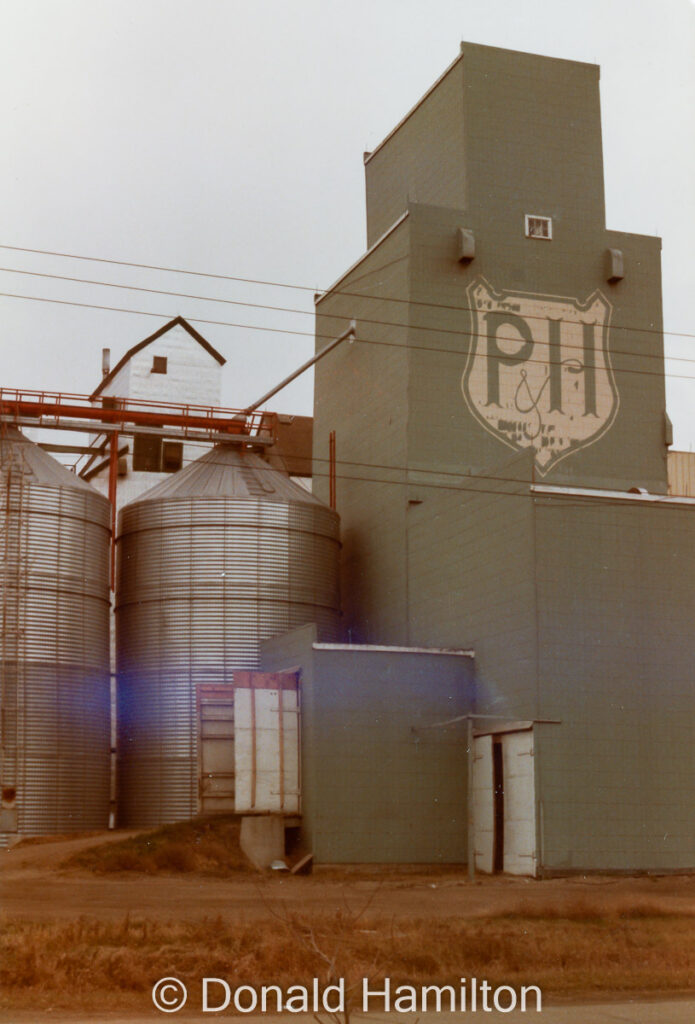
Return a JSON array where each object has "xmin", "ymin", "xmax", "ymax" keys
[
  {"xmin": 2, "ymin": 288, "xmax": 695, "ymax": 385},
  {"xmin": 112, "ymin": 445, "xmax": 693, "ymax": 512},
  {"xmin": 1, "ymin": 241, "xmax": 692, "ymax": 341},
  {"xmin": 0, "ymin": 264, "xmax": 693, "ymax": 371},
  {"xmin": 179, "ymin": 439, "xmax": 689, "ymax": 493}
]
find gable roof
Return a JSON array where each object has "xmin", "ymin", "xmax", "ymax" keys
[{"xmin": 91, "ymin": 316, "xmax": 226, "ymax": 398}]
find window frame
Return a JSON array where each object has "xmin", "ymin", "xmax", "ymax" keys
[{"xmin": 524, "ymin": 214, "xmax": 553, "ymax": 240}]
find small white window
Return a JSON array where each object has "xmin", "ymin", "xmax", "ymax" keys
[{"xmin": 525, "ymin": 215, "xmax": 552, "ymax": 240}]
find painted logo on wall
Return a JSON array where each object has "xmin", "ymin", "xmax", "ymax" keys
[{"xmin": 462, "ymin": 277, "xmax": 618, "ymax": 475}]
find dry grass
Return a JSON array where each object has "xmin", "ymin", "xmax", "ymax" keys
[
  {"xmin": 500, "ymin": 895, "xmax": 690, "ymax": 920},
  {"xmin": 14, "ymin": 831, "xmax": 106, "ymax": 847},
  {"xmin": 2, "ymin": 902, "xmax": 695, "ymax": 1012},
  {"xmin": 66, "ymin": 816, "xmax": 253, "ymax": 876}
]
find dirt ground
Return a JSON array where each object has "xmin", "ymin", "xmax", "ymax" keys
[{"xmin": 3, "ymin": 829, "xmax": 695, "ymax": 923}]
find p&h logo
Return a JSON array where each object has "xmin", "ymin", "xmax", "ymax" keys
[{"xmin": 462, "ymin": 277, "xmax": 619, "ymax": 475}]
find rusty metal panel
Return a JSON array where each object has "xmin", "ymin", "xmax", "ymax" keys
[
  {"xmin": 1, "ymin": 429, "xmax": 111, "ymax": 844},
  {"xmin": 116, "ymin": 445, "xmax": 339, "ymax": 827},
  {"xmin": 197, "ymin": 685, "xmax": 235, "ymax": 815}
]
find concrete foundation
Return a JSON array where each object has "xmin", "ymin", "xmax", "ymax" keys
[{"xmin": 239, "ymin": 814, "xmax": 285, "ymax": 869}]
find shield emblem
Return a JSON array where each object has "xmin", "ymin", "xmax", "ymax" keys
[{"xmin": 462, "ymin": 277, "xmax": 618, "ymax": 475}]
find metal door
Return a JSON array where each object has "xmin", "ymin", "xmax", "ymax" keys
[
  {"xmin": 472, "ymin": 734, "xmax": 494, "ymax": 873},
  {"xmin": 502, "ymin": 730, "xmax": 536, "ymax": 875},
  {"xmin": 197, "ymin": 685, "xmax": 235, "ymax": 814},
  {"xmin": 234, "ymin": 671, "xmax": 300, "ymax": 814}
]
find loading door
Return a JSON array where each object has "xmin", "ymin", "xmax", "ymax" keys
[
  {"xmin": 502, "ymin": 730, "xmax": 537, "ymax": 875},
  {"xmin": 472, "ymin": 734, "xmax": 494, "ymax": 873},
  {"xmin": 234, "ymin": 671, "xmax": 300, "ymax": 814},
  {"xmin": 197, "ymin": 685, "xmax": 236, "ymax": 815},
  {"xmin": 472, "ymin": 728, "xmax": 537, "ymax": 877}
]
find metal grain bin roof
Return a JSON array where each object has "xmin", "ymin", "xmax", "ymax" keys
[
  {"xmin": 1, "ymin": 426, "xmax": 97, "ymax": 492},
  {"xmin": 128, "ymin": 443, "xmax": 324, "ymax": 505}
]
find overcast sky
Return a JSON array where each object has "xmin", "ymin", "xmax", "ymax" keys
[{"xmin": 1, "ymin": 0, "xmax": 693, "ymax": 455}]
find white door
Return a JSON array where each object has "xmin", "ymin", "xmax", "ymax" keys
[
  {"xmin": 472, "ymin": 734, "xmax": 494, "ymax": 873},
  {"xmin": 234, "ymin": 672, "xmax": 300, "ymax": 814},
  {"xmin": 502, "ymin": 730, "xmax": 537, "ymax": 876}
]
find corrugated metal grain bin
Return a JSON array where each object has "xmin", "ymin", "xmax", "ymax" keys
[
  {"xmin": 115, "ymin": 443, "xmax": 340, "ymax": 827},
  {"xmin": 0, "ymin": 428, "xmax": 111, "ymax": 845}
]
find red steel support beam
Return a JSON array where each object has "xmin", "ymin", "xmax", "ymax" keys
[
  {"xmin": 0, "ymin": 396, "xmax": 250, "ymax": 434},
  {"xmin": 108, "ymin": 430, "xmax": 119, "ymax": 590}
]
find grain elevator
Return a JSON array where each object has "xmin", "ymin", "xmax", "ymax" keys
[{"xmin": 262, "ymin": 42, "xmax": 695, "ymax": 873}]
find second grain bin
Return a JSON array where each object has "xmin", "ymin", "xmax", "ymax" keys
[{"xmin": 116, "ymin": 443, "xmax": 340, "ymax": 826}]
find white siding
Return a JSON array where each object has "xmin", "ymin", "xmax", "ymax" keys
[
  {"xmin": 124, "ymin": 323, "xmax": 221, "ymax": 407},
  {"xmin": 88, "ymin": 323, "xmax": 223, "ymax": 508},
  {"xmin": 100, "ymin": 361, "xmax": 131, "ymax": 398},
  {"xmin": 235, "ymin": 686, "xmax": 300, "ymax": 814},
  {"xmin": 502, "ymin": 730, "xmax": 537, "ymax": 876}
]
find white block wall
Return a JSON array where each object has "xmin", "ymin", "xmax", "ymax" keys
[{"xmin": 88, "ymin": 323, "xmax": 223, "ymax": 510}]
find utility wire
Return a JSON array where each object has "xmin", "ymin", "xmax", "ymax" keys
[
  {"xmin": 129, "ymin": 451, "xmax": 695, "ymax": 511},
  {"xmin": 1, "ymin": 241, "xmax": 692, "ymax": 341},
  {"xmin": 0, "ymin": 264, "xmax": 692, "ymax": 371},
  {"xmin": 0, "ymin": 290, "xmax": 313, "ymax": 339},
  {"xmin": 2, "ymin": 287, "xmax": 695, "ymax": 384},
  {"xmin": 82, "ymin": 437, "xmax": 690, "ymax": 510}
]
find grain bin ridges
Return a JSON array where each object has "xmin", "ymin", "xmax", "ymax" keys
[
  {"xmin": 0, "ymin": 428, "xmax": 111, "ymax": 842},
  {"xmin": 115, "ymin": 443, "xmax": 340, "ymax": 828}
]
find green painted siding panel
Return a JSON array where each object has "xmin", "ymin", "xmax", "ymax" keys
[
  {"xmin": 406, "ymin": 484, "xmax": 695, "ymax": 872},
  {"xmin": 365, "ymin": 58, "xmax": 466, "ymax": 248},
  {"xmin": 462, "ymin": 43, "xmax": 606, "ymax": 238},
  {"xmin": 534, "ymin": 498, "xmax": 695, "ymax": 871},
  {"xmin": 261, "ymin": 629, "xmax": 473, "ymax": 863},
  {"xmin": 313, "ymin": 222, "xmax": 411, "ymax": 642},
  {"xmin": 407, "ymin": 452, "xmax": 539, "ymax": 718}
]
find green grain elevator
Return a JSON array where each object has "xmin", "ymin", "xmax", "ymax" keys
[{"xmin": 306, "ymin": 42, "xmax": 695, "ymax": 873}]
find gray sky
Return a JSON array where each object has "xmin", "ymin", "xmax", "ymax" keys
[{"xmin": 1, "ymin": 0, "xmax": 694, "ymax": 451}]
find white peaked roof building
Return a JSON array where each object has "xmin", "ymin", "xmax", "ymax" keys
[{"xmin": 81, "ymin": 317, "xmax": 225, "ymax": 512}]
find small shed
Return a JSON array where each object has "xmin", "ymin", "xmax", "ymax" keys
[{"xmin": 260, "ymin": 624, "xmax": 474, "ymax": 864}]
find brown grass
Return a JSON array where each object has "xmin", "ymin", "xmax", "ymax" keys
[
  {"xmin": 65, "ymin": 816, "xmax": 254, "ymax": 876},
  {"xmin": 2, "ymin": 904, "xmax": 695, "ymax": 1012},
  {"xmin": 500, "ymin": 895, "xmax": 690, "ymax": 920},
  {"xmin": 14, "ymin": 830, "xmax": 107, "ymax": 847}
]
